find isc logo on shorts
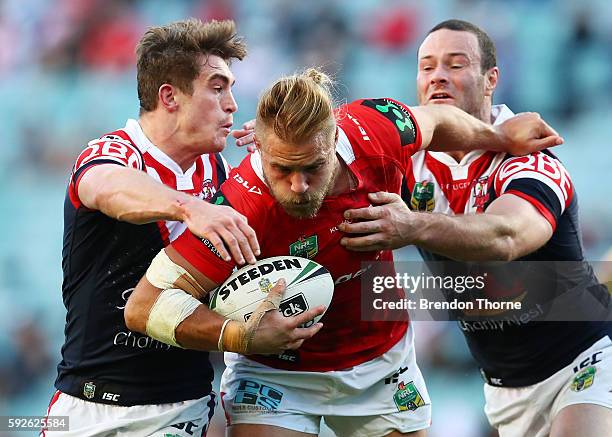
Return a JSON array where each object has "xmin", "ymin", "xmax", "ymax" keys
[{"xmin": 233, "ymin": 379, "xmax": 283, "ymax": 411}]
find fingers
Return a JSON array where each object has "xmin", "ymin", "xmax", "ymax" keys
[
  {"xmin": 531, "ymin": 135, "xmax": 564, "ymax": 151},
  {"xmin": 217, "ymin": 227, "xmax": 249, "ymax": 265},
  {"xmin": 368, "ymin": 191, "xmax": 400, "ymax": 204},
  {"xmin": 235, "ymin": 132, "xmax": 255, "ymax": 147},
  {"xmin": 291, "ymin": 305, "xmax": 326, "ymax": 328},
  {"xmin": 343, "ymin": 193, "xmax": 401, "ymax": 220},
  {"xmin": 292, "ymin": 322, "xmax": 324, "ymax": 342},
  {"xmin": 344, "ymin": 205, "xmax": 384, "ymax": 221},
  {"xmin": 285, "ymin": 339, "xmax": 305, "ymax": 350},
  {"xmin": 537, "ymin": 117, "xmax": 560, "ymax": 138},
  {"xmin": 211, "ymin": 210, "xmax": 259, "ymax": 265},
  {"xmin": 237, "ymin": 219, "xmax": 261, "ymax": 259},
  {"xmin": 205, "ymin": 233, "xmax": 232, "ymax": 262},
  {"xmin": 339, "ymin": 219, "xmax": 383, "ymax": 234},
  {"xmin": 232, "ymin": 120, "xmax": 256, "ymax": 147},
  {"xmin": 340, "ymin": 235, "xmax": 382, "ymax": 251},
  {"xmin": 266, "ymin": 278, "xmax": 286, "ymax": 307},
  {"xmin": 243, "ymin": 119, "xmax": 256, "ymax": 130}
]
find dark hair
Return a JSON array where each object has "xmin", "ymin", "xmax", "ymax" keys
[
  {"xmin": 428, "ymin": 19, "xmax": 496, "ymax": 73},
  {"xmin": 136, "ymin": 18, "xmax": 247, "ymax": 112}
]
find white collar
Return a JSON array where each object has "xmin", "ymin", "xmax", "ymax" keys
[{"xmin": 123, "ymin": 119, "xmax": 197, "ymax": 176}]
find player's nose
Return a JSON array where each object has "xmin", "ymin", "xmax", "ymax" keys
[
  {"xmin": 430, "ymin": 65, "xmax": 449, "ymax": 84},
  {"xmin": 290, "ymin": 172, "xmax": 309, "ymax": 194}
]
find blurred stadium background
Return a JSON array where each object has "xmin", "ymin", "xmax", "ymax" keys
[{"xmin": 0, "ymin": 0, "xmax": 611, "ymax": 436}]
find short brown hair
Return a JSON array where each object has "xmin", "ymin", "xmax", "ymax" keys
[
  {"xmin": 136, "ymin": 18, "xmax": 247, "ymax": 112},
  {"xmin": 428, "ymin": 19, "xmax": 496, "ymax": 73},
  {"xmin": 255, "ymin": 68, "xmax": 336, "ymax": 146}
]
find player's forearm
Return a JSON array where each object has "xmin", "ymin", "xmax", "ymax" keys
[
  {"xmin": 413, "ymin": 212, "xmax": 519, "ymax": 261},
  {"xmin": 124, "ymin": 276, "xmax": 223, "ymax": 351},
  {"xmin": 418, "ymin": 104, "xmax": 504, "ymax": 153},
  {"xmin": 174, "ymin": 307, "xmax": 226, "ymax": 351},
  {"xmin": 79, "ymin": 165, "xmax": 195, "ymax": 224}
]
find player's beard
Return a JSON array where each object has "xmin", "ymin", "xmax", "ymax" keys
[{"xmin": 266, "ymin": 160, "xmax": 339, "ymax": 220}]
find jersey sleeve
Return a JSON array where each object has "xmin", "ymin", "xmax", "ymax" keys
[
  {"xmin": 493, "ymin": 152, "xmax": 574, "ymax": 230},
  {"xmin": 171, "ymin": 154, "xmax": 271, "ymax": 284},
  {"xmin": 68, "ymin": 134, "xmax": 145, "ymax": 208},
  {"xmin": 340, "ymin": 98, "xmax": 422, "ymax": 167}
]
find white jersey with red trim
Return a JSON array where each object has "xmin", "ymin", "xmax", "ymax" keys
[
  {"xmin": 69, "ymin": 119, "xmax": 230, "ymax": 242},
  {"xmin": 57, "ymin": 119, "xmax": 229, "ymax": 406},
  {"xmin": 403, "ymin": 105, "xmax": 612, "ymax": 387},
  {"xmin": 173, "ymin": 98, "xmax": 423, "ymax": 372}
]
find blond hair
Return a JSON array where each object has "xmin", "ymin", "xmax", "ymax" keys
[
  {"xmin": 255, "ymin": 68, "xmax": 336, "ymax": 145},
  {"xmin": 137, "ymin": 18, "xmax": 247, "ymax": 112}
]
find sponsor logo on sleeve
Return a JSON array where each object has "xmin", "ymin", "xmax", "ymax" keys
[{"xmin": 361, "ymin": 98, "xmax": 416, "ymax": 146}]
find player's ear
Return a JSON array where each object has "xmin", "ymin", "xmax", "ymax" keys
[
  {"xmin": 253, "ymin": 135, "xmax": 262, "ymax": 151},
  {"xmin": 159, "ymin": 84, "xmax": 178, "ymax": 112},
  {"xmin": 484, "ymin": 67, "xmax": 499, "ymax": 97}
]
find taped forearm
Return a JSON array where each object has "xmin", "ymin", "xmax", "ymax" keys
[
  {"xmin": 145, "ymin": 288, "xmax": 202, "ymax": 348},
  {"xmin": 146, "ymin": 250, "xmax": 207, "ymax": 299}
]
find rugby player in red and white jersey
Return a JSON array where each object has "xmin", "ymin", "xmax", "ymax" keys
[
  {"xmin": 44, "ymin": 19, "xmax": 323, "ymax": 437},
  {"xmin": 125, "ymin": 67, "xmax": 562, "ymax": 437},
  {"xmin": 341, "ymin": 20, "xmax": 612, "ymax": 437}
]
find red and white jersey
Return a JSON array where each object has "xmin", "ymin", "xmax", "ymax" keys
[
  {"xmin": 173, "ymin": 98, "xmax": 423, "ymax": 371},
  {"xmin": 404, "ymin": 105, "xmax": 573, "ymax": 230},
  {"xmin": 58, "ymin": 120, "xmax": 228, "ymax": 405},
  {"xmin": 68, "ymin": 119, "xmax": 230, "ymax": 243},
  {"xmin": 403, "ymin": 107, "xmax": 612, "ymax": 388}
]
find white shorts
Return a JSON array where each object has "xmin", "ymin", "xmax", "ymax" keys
[
  {"xmin": 41, "ymin": 391, "xmax": 216, "ymax": 437},
  {"xmin": 484, "ymin": 335, "xmax": 612, "ymax": 437},
  {"xmin": 220, "ymin": 327, "xmax": 431, "ymax": 437}
]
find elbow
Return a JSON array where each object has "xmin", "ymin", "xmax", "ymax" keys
[{"xmin": 490, "ymin": 235, "xmax": 519, "ymax": 262}]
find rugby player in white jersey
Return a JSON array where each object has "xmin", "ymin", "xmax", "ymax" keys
[
  {"xmin": 43, "ymin": 19, "xmax": 322, "ymax": 437},
  {"xmin": 341, "ymin": 19, "xmax": 612, "ymax": 437}
]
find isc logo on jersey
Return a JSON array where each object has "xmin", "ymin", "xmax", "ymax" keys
[{"xmin": 209, "ymin": 256, "xmax": 333, "ymax": 325}]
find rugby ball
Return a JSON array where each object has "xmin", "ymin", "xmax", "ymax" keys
[{"xmin": 209, "ymin": 256, "xmax": 333, "ymax": 325}]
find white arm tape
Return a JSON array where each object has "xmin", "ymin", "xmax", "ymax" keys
[
  {"xmin": 145, "ymin": 288, "xmax": 202, "ymax": 348},
  {"xmin": 146, "ymin": 249, "xmax": 197, "ymax": 291}
]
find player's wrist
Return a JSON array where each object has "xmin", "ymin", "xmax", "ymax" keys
[
  {"xmin": 492, "ymin": 124, "xmax": 512, "ymax": 153},
  {"xmin": 220, "ymin": 320, "xmax": 248, "ymax": 353},
  {"xmin": 410, "ymin": 212, "xmax": 435, "ymax": 247},
  {"xmin": 174, "ymin": 193, "xmax": 200, "ymax": 223}
]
